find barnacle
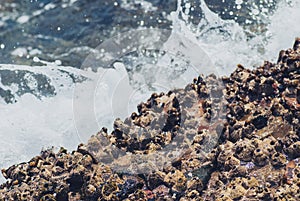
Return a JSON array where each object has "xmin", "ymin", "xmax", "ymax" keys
[{"xmin": 1, "ymin": 39, "xmax": 300, "ymax": 201}]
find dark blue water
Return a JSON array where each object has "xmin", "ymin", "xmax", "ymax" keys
[{"xmin": 0, "ymin": 0, "xmax": 277, "ymax": 67}]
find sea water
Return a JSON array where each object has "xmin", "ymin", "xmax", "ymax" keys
[{"xmin": 0, "ymin": 0, "xmax": 299, "ymax": 182}]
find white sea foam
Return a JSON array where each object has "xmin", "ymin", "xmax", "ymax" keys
[
  {"xmin": 16, "ymin": 15, "xmax": 30, "ymax": 24},
  {"xmin": 265, "ymin": 0, "xmax": 300, "ymax": 61}
]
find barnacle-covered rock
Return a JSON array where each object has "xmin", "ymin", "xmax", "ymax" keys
[
  {"xmin": 234, "ymin": 138, "xmax": 255, "ymax": 162},
  {"xmin": 152, "ymin": 184, "xmax": 170, "ymax": 199},
  {"xmin": 224, "ymin": 155, "xmax": 240, "ymax": 170},
  {"xmin": 271, "ymin": 152, "xmax": 287, "ymax": 167},
  {"xmin": 117, "ymin": 175, "xmax": 144, "ymax": 199},
  {"xmin": 286, "ymin": 141, "xmax": 300, "ymax": 159},
  {"xmin": 186, "ymin": 177, "xmax": 203, "ymax": 192},
  {"xmin": 215, "ymin": 195, "xmax": 233, "ymax": 201},
  {"xmin": 147, "ymin": 171, "xmax": 166, "ymax": 190},
  {"xmin": 180, "ymin": 189, "xmax": 202, "ymax": 201},
  {"xmin": 101, "ymin": 182, "xmax": 119, "ymax": 200},
  {"xmin": 1, "ymin": 39, "xmax": 300, "ymax": 200},
  {"xmin": 127, "ymin": 189, "xmax": 148, "ymax": 201},
  {"xmin": 217, "ymin": 141, "xmax": 235, "ymax": 166},
  {"xmin": 39, "ymin": 194, "xmax": 56, "ymax": 201},
  {"xmin": 164, "ymin": 170, "xmax": 187, "ymax": 192},
  {"xmin": 253, "ymin": 147, "xmax": 269, "ymax": 165},
  {"xmin": 227, "ymin": 181, "xmax": 247, "ymax": 200}
]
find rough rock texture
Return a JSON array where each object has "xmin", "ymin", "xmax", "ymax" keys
[
  {"xmin": 201, "ymin": 39, "xmax": 300, "ymax": 201},
  {"xmin": 1, "ymin": 39, "xmax": 300, "ymax": 200}
]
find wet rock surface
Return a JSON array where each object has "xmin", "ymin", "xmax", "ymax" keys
[{"xmin": 1, "ymin": 39, "xmax": 300, "ymax": 200}]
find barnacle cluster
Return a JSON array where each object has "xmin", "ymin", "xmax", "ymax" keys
[
  {"xmin": 203, "ymin": 38, "xmax": 300, "ymax": 200},
  {"xmin": 0, "ymin": 39, "xmax": 300, "ymax": 200}
]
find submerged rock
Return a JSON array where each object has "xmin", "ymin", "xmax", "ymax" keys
[{"xmin": 1, "ymin": 39, "xmax": 300, "ymax": 200}]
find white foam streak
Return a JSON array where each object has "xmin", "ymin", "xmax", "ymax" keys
[
  {"xmin": 265, "ymin": 0, "xmax": 300, "ymax": 61},
  {"xmin": 0, "ymin": 64, "xmax": 108, "ymax": 182}
]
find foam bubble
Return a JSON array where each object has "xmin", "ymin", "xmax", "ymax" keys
[{"xmin": 17, "ymin": 15, "xmax": 30, "ymax": 24}]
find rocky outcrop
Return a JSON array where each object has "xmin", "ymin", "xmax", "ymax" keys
[{"xmin": 1, "ymin": 39, "xmax": 300, "ymax": 200}]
